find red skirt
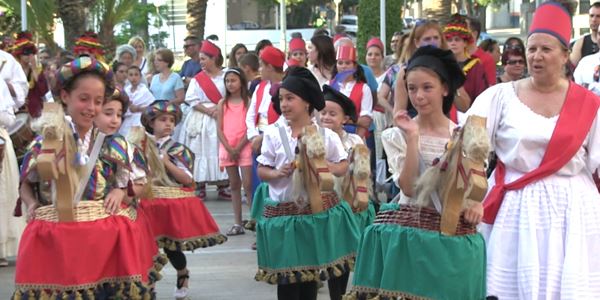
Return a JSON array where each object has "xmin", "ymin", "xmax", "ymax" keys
[
  {"xmin": 13, "ymin": 202, "xmax": 152, "ymax": 299},
  {"xmin": 140, "ymin": 186, "xmax": 227, "ymax": 251},
  {"xmin": 136, "ymin": 206, "xmax": 168, "ymax": 285}
]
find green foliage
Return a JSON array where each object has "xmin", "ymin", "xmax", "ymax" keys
[
  {"xmin": 0, "ymin": 0, "xmax": 57, "ymax": 48},
  {"xmin": 356, "ymin": 0, "xmax": 403, "ymax": 64},
  {"xmin": 114, "ymin": 3, "xmax": 169, "ymax": 49}
]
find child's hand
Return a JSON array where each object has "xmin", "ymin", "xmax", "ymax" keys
[
  {"xmin": 394, "ymin": 110, "xmax": 419, "ymax": 136},
  {"xmin": 104, "ymin": 188, "xmax": 125, "ymax": 215},
  {"xmin": 26, "ymin": 202, "xmax": 39, "ymax": 223},
  {"xmin": 463, "ymin": 200, "xmax": 483, "ymax": 225},
  {"xmin": 276, "ymin": 163, "xmax": 295, "ymax": 178},
  {"xmin": 229, "ymin": 148, "xmax": 240, "ymax": 161},
  {"xmin": 251, "ymin": 136, "xmax": 263, "ymax": 154}
]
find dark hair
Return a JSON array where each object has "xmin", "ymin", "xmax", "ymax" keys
[
  {"xmin": 112, "ymin": 61, "xmax": 125, "ymax": 73},
  {"xmin": 238, "ymin": 53, "xmax": 259, "ymax": 71},
  {"xmin": 255, "ymin": 39, "xmax": 272, "ymax": 54},
  {"xmin": 62, "ymin": 71, "xmax": 111, "ymax": 99},
  {"xmin": 501, "ymin": 47, "xmax": 526, "ymax": 66},
  {"xmin": 184, "ymin": 35, "xmax": 200, "ymax": 43},
  {"xmin": 127, "ymin": 65, "xmax": 142, "ymax": 74},
  {"xmin": 206, "ymin": 34, "xmax": 219, "ymax": 41},
  {"xmin": 479, "ymin": 39, "xmax": 498, "ymax": 53},
  {"xmin": 313, "ymin": 28, "xmax": 330, "ymax": 37},
  {"xmin": 228, "ymin": 43, "xmax": 248, "ymax": 68},
  {"xmin": 503, "ymin": 36, "xmax": 525, "ymax": 53},
  {"xmin": 155, "ymin": 48, "xmax": 175, "ymax": 68},
  {"xmin": 405, "ymin": 66, "xmax": 454, "ymax": 115},
  {"xmin": 331, "ymin": 62, "xmax": 367, "ymax": 83},
  {"xmin": 592, "ymin": 1, "xmax": 600, "ymax": 8},
  {"xmin": 107, "ymin": 88, "xmax": 130, "ymax": 118},
  {"xmin": 553, "ymin": 0, "xmax": 576, "ymax": 16},
  {"xmin": 291, "ymin": 32, "xmax": 303, "ymax": 39},
  {"xmin": 40, "ymin": 47, "xmax": 53, "ymax": 56},
  {"xmin": 310, "ymin": 35, "xmax": 336, "ymax": 74},
  {"xmin": 467, "ymin": 17, "xmax": 481, "ymax": 40},
  {"xmin": 224, "ymin": 68, "xmax": 250, "ymax": 108}
]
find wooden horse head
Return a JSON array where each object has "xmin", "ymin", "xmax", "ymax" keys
[
  {"xmin": 415, "ymin": 115, "xmax": 490, "ymax": 235},
  {"xmin": 34, "ymin": 102, "xmax": 79, "ymax": 221},
  {"xmin": 337, "ymin": 144, "xmax": 371, "ymax": 211},
  {"xmin": 127, "ymin": 126, "xmax": 178, "ymax": 191},
  {"xmin": 290, "ymin": 125, "xmax": 334, "ymax": 213}
]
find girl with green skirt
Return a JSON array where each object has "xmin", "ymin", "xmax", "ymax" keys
[
  {"xmin": 254, "ymin": 66, "xmax": 361, "ymax": 300},
  {"xmin": 345, "ymin": 46, "xmax": 486, "ymax": 300}
]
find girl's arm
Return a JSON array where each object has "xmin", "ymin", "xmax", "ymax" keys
[
  {"xmin": 20, "ymin": 179, "xmax": 39, "ymax": 222},
  {"xmin": 258, "ymin": 164, "xmax": 294, "ymax": 181},
  {"xmin": 162, "ymin": 154, "xmax": 194, "ymax": 186},
  {"xmin": 172, "ymin": 88, "xmax": 185, "ymax": 105},
  {"xmin": 393, "ymin": 67, "xmax": 408, "ymax": 115},
  {"xmin": 327, "ymin": 159, "xmax": 348, "ymax": 177},
  {"xmin": 377, "ymin": 83, "xmax": 394, "ymax": 114},
  {"xmin": 216, "ymin": 100, "xmax": 234, "ymax": 152},
  {"xmin": 398, "ymin": 132, "xmax": 419, "ymax": 197},
  {"xmin": 356, "ymin": 116, "xmax": 372, "ymax": 137}
]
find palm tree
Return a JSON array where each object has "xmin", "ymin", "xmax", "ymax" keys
[
  {"xmin": 57, "ymin": 0, "xmax": 97, "ymax": 51},
  {"xmin": 186, "ymin": 0, "xmax": 208, "ymax": 39},
  {"xmin": 427, "ymin": 0, "xmax": 453, "ymax": 22},
  {"xmin": 93, "ymin": 0, "xmax": 137, "ymax": 59}
]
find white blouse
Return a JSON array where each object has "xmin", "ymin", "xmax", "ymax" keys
[
  {"xmin": 467, "ymin": 82, "xmax": 600, "ymax": 176},
  {"xmin": 184, "ymin": 72, "xmax": 225, "ymax": 107},
  {"xmin": 257, "ymin": 121, "xmax": 348, "ymax": 202},
  {"xmin": 340, "ymin": 131, "xmax": 364, "ymax": 152}
]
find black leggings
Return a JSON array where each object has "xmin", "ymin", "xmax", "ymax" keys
[
  {"xmin": 164, "ymin": 248, "xmax": 186, "ymax": 270},
  {"xmin": 277, "ymin": 281, "xmax": 318, "ymax": 300},
  {"xmin": 327, "ymin": 272, "xmax": 350, "ymax": 300}
]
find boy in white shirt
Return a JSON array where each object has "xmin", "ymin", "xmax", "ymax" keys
[{"xmin": 120, "ymin": 66, "xmax": 155, "ymax": 136}]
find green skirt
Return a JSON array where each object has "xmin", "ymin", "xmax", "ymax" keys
[
  {"xmin": 354, "ymin": 201, "xmax": 376, "ymax": 231},
  {"xmin": 346, "ymin": 203, "xmax": 486, "ymax": 300},
  {"xmin": 255, "ymin": 194, "xmax": 361, "ymax": 285}
]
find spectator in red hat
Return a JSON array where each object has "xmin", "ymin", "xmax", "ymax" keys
[
  {"xmin": 365, "ymin": 37, "xmax": 385, "ymax": 87},
  {"xmin": 288, "ymin": 38, "xmax": 307, "ymax": 67},
  {"xmin": 245, "ymin": 46, "xmax": 285, "ymax": 200},
  {"xmin": 179, "ymin": 40, "xmax": 231, "ymax": 200},
  {"xmin": 330, "ymin": 45, "xmax": 373, "ymax": 138}
]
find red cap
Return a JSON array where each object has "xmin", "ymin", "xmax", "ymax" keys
[
  {"xmin": 333, "ymin": 34, "xmax": 348, "ymax": 45},
  {"xmin": 286, "ymin": 58, "xmax": 302, "ymax": 67},
  {"xmin": 260, "ymin": 46, "xmax": 285, "ymax": 68},
  {"xmin": 336, "ymin": 45, "xmax": 356, "ymax": 62},
  {"xmin": 200, "ymin": 40, "xmax": 220, "ymax": 57},
  {"xmin": 366, "ymin": 37, "xmax": 384, "ymax": 51},
  {"xmin": 289, "ymin": 38, "xmax": 306, "ymax": 53},
  {"xmin": 529, "ymin": 2, "xmax": 572, "ymax": 47}
]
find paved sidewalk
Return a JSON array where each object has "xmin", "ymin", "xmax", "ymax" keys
[{"xmin": 0, "ymin": 190, "xmax": 341, "ymax": 299}]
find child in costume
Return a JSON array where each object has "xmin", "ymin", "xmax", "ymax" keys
[
  {"xmin": 140, "ymin": 100, "xmax": 227, "ymax": 299},
  {"xmin": 346, "ymin": 46, "xmax": 486, "ymax": 299},
  {"xmin": 217, "ymin": 68, "xmax": 253, "ymax": 236},
  {"xmin": 14, "ymin": 57, "xmax": 152, "ymax": 299},
  {"xmin": 120, "ymin": 65, "xmax": 155, "ymax": 136},
  {"xmin": 287, "ymin": 37, "xmax": 307, "ymax": 67},
  {"xmin": 254, "ymin": 66, "xmax": 360, "ymax": 300},
  {"xmin": 330, "ymin": 45, "xmax": 373, "ymax": 138}
]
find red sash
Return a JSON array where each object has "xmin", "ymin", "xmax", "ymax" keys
[
  {"xmin": 254, "ymin": 80, "xmax": 279, "ymax": 125},
  {"xmin": 194, "ymin": 71, "xmax": 223, "ymax": 104},
  {"xmin": 349, "ymin": 82, "xmax": 364, "ymax": 115},
  {"xmin": 483, "ymin": 83, "xmax": 600, "ymax": 224}
]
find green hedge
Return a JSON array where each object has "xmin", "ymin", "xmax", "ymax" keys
[{"xmin": 357, "ymin": 0, "xmax": 403, "ymax": 64}]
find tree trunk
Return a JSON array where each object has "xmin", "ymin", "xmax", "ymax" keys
[
  {"xmin": 57, "ymin": 0, "xmax": 96, "ymax": 51},
  {"xmin": 138, "ymin": 0, "xmax": 149, "ymax": 41},
  {"xmin": 428, "ymin": 0, "xmax": 452, "ymax": 22},
  {"xmin": 186, "ymin": 0, "xmax": 208, "ymax": 39}
]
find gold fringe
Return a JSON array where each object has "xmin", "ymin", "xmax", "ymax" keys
[
  {"xmin": 12, "ymin": 278, "xmax": 153, "ymax": 300},
  {"xmin": 347, "ymin": 286, "xmax": 433, "ymax": 300},
  {"xmin": 244, "ymin": 219, "xmax": 257, "ymax": 231},
  {"xmin": 255, "ymin": 254, "xmax": 355, "ymax": 285},
  {"xmin": 157, "ymin": 233, "xmax": 227, "ymax": 252}
]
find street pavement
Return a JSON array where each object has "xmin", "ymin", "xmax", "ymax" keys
[{"xmin": 0, "ymin": 189, "xmax": 340, "ymax": 299}]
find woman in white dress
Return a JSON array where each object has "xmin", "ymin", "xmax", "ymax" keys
[
  {"xmin": 179, "ymin": 40, "xmax": 230, "ymax": 199},
  {"xmin": 468, "ymin": 2, "xmax": 600, "ymax": 298}
]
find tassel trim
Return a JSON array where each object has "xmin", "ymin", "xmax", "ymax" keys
[
  {"xmin": 147, "ymin": 253, "xmax": 168, "ymax": 285},
  {"xmin": 12, "ymin": 278, "xmax": 153, "ymax": 300},
  {"xmin": 343, "ymin": 286, "xmax": 433, "ymax": 300},
  {"xmin": 243, "ymin": 219, "xmax": 256, "ymax": 231},
  {"xmin": 255, "ymin": 254, "xmax": 355, "ymax": 285},
  {"xmin": 157, "ymin": 233, "xmax": 227, "ymax": 252}
]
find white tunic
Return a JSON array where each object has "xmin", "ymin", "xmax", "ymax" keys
[
  {"xmin": 0, "ymin": 127, "xmax": 24, "ymax": 259},
  {"xmin": 178, "ymin": 73, "xmax": 228, "ymax": 183},
  {"xmin": 120, "ymin": 83, "xmax": 155, "ymax": 136},
  {"xmin": 340, "ymin": 131, "xmax": 363, "ymax": 152},
  {"xmin": 245, "ymin": 81, "xmax": 272, "ymax": 140},
  {"xmin": 338, "ymin": 80, "xmax": 373, "ymax": 118},
  {"xmin": 468, "ymin": 82, "xmax": 600, "ymax": 299},
  {"xmin": 257, "ymin": 122, "xmax": 347, "ymax": 202}
]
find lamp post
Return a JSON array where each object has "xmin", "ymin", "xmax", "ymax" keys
[
  {"xmin": 20, "ymin": 0, "xmax": 26, "ymax": 31},
  {"xmin": 334, "ymin": 0, "xmax": 341, "ymax": 26}
]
